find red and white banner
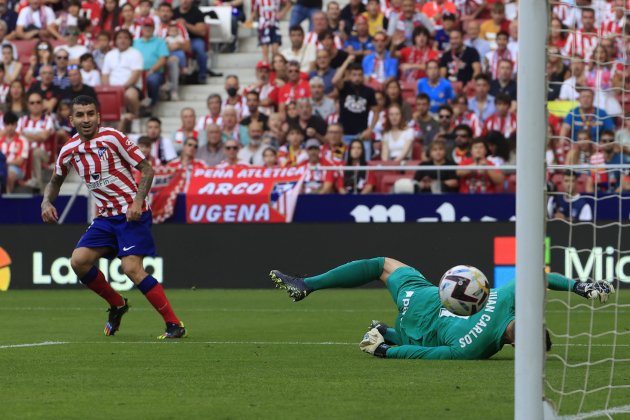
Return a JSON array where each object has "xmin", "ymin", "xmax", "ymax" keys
[
  {"xmin": 185, "ymin": 166, "xmax": 305, "ymax": 223},
  {"xmin": 150, "ymin": 166, "xmax": 186, "ymax": 224}
]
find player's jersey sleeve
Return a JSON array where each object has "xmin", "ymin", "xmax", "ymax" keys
[
  {"xmin": 110, "ymin": 130, "xmax": 146, "ymax": 167},
  {"xmin": 385, "ymin": 344, "xmax": 458, "ymax": 359},
  {"xmin": 547, "ymin": 273, "xmax": 576, "ymax": 291},
  {"xmin": 55, "ymin": 146, "xmax": 73, "ymax": 176}
]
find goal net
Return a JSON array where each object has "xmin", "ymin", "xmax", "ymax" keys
[{"xmin": 543, "ymin": 0, "xmax": 630, "ymax": 417}]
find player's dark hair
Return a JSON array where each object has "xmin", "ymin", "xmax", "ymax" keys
[
  {"xmin": 137, "ymin": 135, "xmax": 152, "ymax": 146},
  {"xmin": 289, "ymin": 25, "xmax": 304, "ymax": 35},
  {"xmin": 72, "ymin": 95, "xmax": 99, "ymax": 111},
  {"xmin": 3, "ymin": 111, "xmax": 18, "ymax": 125},
  {"xmin": 147, "ymin": 116, "xmax": 162, "ymax": 125}
]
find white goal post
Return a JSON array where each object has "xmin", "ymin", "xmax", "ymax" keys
[{"xmin": 515, "ymin": 0, "xmax": 548, "ymax": 419}]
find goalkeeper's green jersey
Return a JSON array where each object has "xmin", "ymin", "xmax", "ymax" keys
[{"xmin": 383, "ymin": 267, "xmax": 575, "ymax": 360}]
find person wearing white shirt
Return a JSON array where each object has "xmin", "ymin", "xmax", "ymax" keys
[
  {"xmin": 381, "ymin": 103, "xmax": 415, "ymax": 161},
  {"xmin": 559, "ymin": 59, "xmax": 585, "ymax": 101},
  {"xmin": 101, "ymin": 29, "xmax": 144, "ymax": 130},
  {"xmin": 55, "ymin": 27, "xmax": 88, "ymax": 64},
  {"xmin": 15, "ymin": 0, "xmax": 56, "ymax": 40},
  {"xmin": 281, "ymin": 25, "xmax": 317, "ymax": 73}
]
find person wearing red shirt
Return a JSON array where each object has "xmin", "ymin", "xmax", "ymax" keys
[
  {"xmin": 167, "ymin": 137, "xmax": 206, "ymax": 174},
  {"xmin": 0, "ymin": 111, "xmax": 28, "ymax": 193},
  {"xmin": 398, "ymin": 26, "xmax": 438, "ymax": 83},
  {"xmin": 456, "ymin": 137, "xmax": 504, "ymax": 193},
  {"xmin": 421, "ymin": 0, "xmax": 456, "ymax": 25},
  {"xmin": 484, "ymin": 94, "xmax": 516, "ymax": 139},
  {"xmin": 278, "ymin": 60, "xmax": 312, "ymax": 114},
  {"xmin": 278, "ymin": 126, "xmax": 308, "ymax": 167},
  {"xmin": 321, "ymin": 122, "xmax": 348, "ymax": 164},
  {"xmin": 335, "ymin": 138, "xmax": 375, "ymax": 194},
  {"xmin": 300, "ymin": 138, "xmax": 335, "ymax": 194}
]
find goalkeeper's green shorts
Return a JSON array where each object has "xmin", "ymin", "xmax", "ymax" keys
[{"xmin": 386, "ymin": 267, "xmax": 435, "ymax": 310}]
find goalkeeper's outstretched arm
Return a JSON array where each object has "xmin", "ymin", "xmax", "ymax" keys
[{"xmin": 547, "ymin": 273, "xmax": 615, "ymax": 303}]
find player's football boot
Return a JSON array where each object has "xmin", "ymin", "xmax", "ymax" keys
[
  {"xmin": 104, "ymin": 298, "xmax": 129, "ymax": 336},
  {"xmin": 157, "ymin": 322, "xmax": 188, "ymax": 339},
  {"xmin": 270, "ymin": 270, "xmax": 313, "ymax": 302}
]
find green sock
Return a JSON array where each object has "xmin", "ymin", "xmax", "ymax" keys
[{"xmin": 304, "ymin": 258, "xmax": 385, "ymax": 290}]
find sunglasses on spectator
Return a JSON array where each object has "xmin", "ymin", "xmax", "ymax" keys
[
  {"xmin": 225, "ymin": 145, "xmax": 238, "ymax": 150},
  {"xmin": 601, "ymin": 138, "xmax": 615, "ymax": 143},
  {"xmin": 29, "ymin": 100, "xmax": 42, "ymax": 105},
  {"xmin": 438, "ymin": 114, "xmax": 452, "ymax": 119},
  {"xmin": 56, "ymin": 55, "xmax": 69, "ymax": 60}
]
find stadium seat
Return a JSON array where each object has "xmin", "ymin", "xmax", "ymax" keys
[
  {"xmin": 13, "ymin": 39, "xmax": 37, "ymax": 66},
  {"xmin": 379, "ymin": 174, "xmax": 414, "ymax": 193},
  {"xmin": 95, "ymin": 86, "xmax": 125, "ymax": 122},
  {"xmin": 411, "ymin": 141, "xmax": 423, "ymax": 160}
]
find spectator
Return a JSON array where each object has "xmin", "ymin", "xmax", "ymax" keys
[
  {"xmin": 300, "ymin": 138, "xmax": 335, "ymax": 194},
  {"xmin": 343, "ymin": 15, "xmax": 375, "ymax": 60},
  {"xmin": 15, "ymin": 0, "xmax": 56, "ymax": 40},
  {"xmin": 362, "ymin": 31, "xmax": 398, "ymax": 86},
  {"xmin": 217, "ymin": 139, "xmax": 248, "ymax": 167},
  {"xmin": 309, "ymin": 49, "xmax": 336, "ymax": 94},
  {"xmin": 221, "ymin": 105, "xmax": 240, "ymax": 142},
  {"xmin": 168, "ymin": 137, "xmax": 206, "ymax": 174},
  {"xmin": 548, "ymin": 171, "xmax": 593, "ymax": 221},
  {"xmin": 415, "ymin": 139, "xmax": 459, "ymax": 193},
  {"xmin": 416, "ymin": 60, "xmax": 454, "ymax": 114},
  {"xmin": 116, "ymin": 3, "xmax": 138, "ymax": 37},
  {"xmin": 549, "ymin": 17, "xmax": 566, "ymax": 51},
  {"xmin": 196, "ymin": 93, "xmax": 223, "ymax": 131},
  {"xmin": 282, "ymin": 25, "xmax": 316, "ymax": 73},
  {"xmin": 398, "ymin": 26, "xmax": 438, "ymax": 83},
  {"xmin": 238, "ymin": 121, "xmax": 266, "ymax": 165},
  {"xmin": 81, "ymin": 0, "xmax": 103, "ymax": 30},
  {"xmin": 326, "ymin": 1, "xmax": 342, "ymax": 35},
  {"xmin": 287, "ymin": 98, "xmax": 327, "ymax": 141},
  {"xmin": 51, "ymin": 48, "xmax": 71, "ymax": 90},
  {"xmin": 362, "ymin": 0, "xmax": 388, "ymax": 37},
  {"xmin": 562, "ymin": 8, "xmax": 598, "ymax": 61},
  {"xmin": 240, "ymin": 91, "xmax": 269, "ymax": 131},
  {"xmin": 333, "ymin": 58, "xmax": 379, "ymax": 157},
  {"xmin": 142, "ymin": 116, "xmax": 176, "ymax": 164},
  {"xmin": 270, "ymin": 53, "xmax": 289, "ymax": 86},
  {"xmin": 451, "ymin": 123, "xmax": 472, "ymax": 163},
  {"xmin": 337, "ymin": 139, "xmax": 374, "ymax": 194},
  {"xmin": 27, "ymin": 64, "xmax": 60, "ymax": 113},
  {"xmin": 485, "ymin": 130, "xmax": 510, "ymax": 167},
  {"xmin": 321, "ymin": 122, "xmax": 347, "ymax": 164},
  {"xmin": 410, "ymin": 92, "xmax": 438, "ymax": 147},
  {"xmin": 223, "ymin": 74, "xmax": 249, "ymax": 120},
  {"xmin": 484, "ymin": 31, "xmax": 514, "ymax": 80},
  {"xmin": 156, "ymin": 2, "xmax": 189, "ymax": 102},
  {"xmin": 173, "ymin": 0, "xmax": 207, "ymax": 84},
  {"xmin": 102, "ymin": 29, "xmax": 144, "ymax": 131},
  {"xmin": 262, "ymin": 146, "xmax": 278, "ymax": 167},
  {"xmin": 6, "ymin": 80, "xmax": 26, "ymax": 117},
  {"xmin": 24, "ymin": 40, "xmax": 53, "ymax": 86},
  {"xmin": 91, "ymin": 32, "xmax": 112, "ymax": 71},
  {"xmin": 47, "ymin": 0, "xmax": 79, "ymax": 38},
  {"xmin": 98, "ymin": 0, "xmax": 121, "ymax": 33},
  {"xmin": 244, "ymin": 61, "xmax": 279, "ymax": 116},
  {"xmin": 305, "ymin": 11, "xmax": 342, "ymax": 49},
  {"xmin": 381, "ymin": 103, "xmax": 414, "ymax": 161},
  {"xmin": 452, "ymin": 93, "xmax": 483, "ymax": 137},
  {"xmin": 173, "ymin": 107, "xmax": 198, "ymax": 153},
  {"xmin": 489, "ymin": 59, "xmax": 517, "ymax": 109},
  {"xmin": 1, "ymin": 43, "xmax": 20, "ymax": 84},
  {"xmin": 289, "ymin": 0, "xmax": 322, "ymax": 31},
  {"xmin": 278, "ymin": 126, "xmax": 308, "ymax": 166},
  {"xmin": 58, "ymin": 26, "xmax": 88, "ymax": 64},
  {"xmin": 340, "ymin": 0, "xmax": 366, "ymax": 37},
  {"xmin": 368, "ymin": 89, "xmax": 386, "ymax": 144},
  {"xmin": 464, "ymin": 20, "xmax": 490, "ymax": 60},
  {"xmin": 309, "ymin": 76, "xmax": 336, "ymax": 121},
  {"xmin": 600, "ymin": 0, "xmax": 625, "ymax": 38},
  {"xmin": 439, "ymin": 28, "xmax": 481, "ymax": 84},
  {"xmin": 0, "ymin": 0, "xmax": 17, "ymax": 35},
  {"xmin": 78, "ymin": 53, "xmax": 100, "ymax": 87},
  {"xmin": 586, "ymin": 131, "xmax": 630, "ymax": 193},
  {"xmin": 432, "ymin": 12, "xmax": 455, "ymax": 51},
  {"xmin": 468, "ymin": 74, "xmax": 495, "ymax": 123},
  {"xmin": 61, "ymin": 64, "xmax": 97, "ymax": 103},
  {"xmin": 250, "ymin": 0, "xmax": 290, "ymax": 64},
  {"xmin": 456, "ymin": 137, "xmax": 504, "ymax": 193},
  {"xmin": 136, "ymin": 136, "xmax": 161, "ymax": 168},
  {"xmin": 388, "ymin": 0, "xmax": 434, "ymax": 48},
  {"xmin": 558, "ymin": 58, "xmax": 586, "ymax": 101},
  {"xmin": 134, "ymin": 17, "xmax": 168, "ymax": 108},
  {"xmin": 19, "ymin": 91, "xmax": 54, "ymax": 191},
  {"xmin": 565, "ymin": 129, "xmax": 597, "ymax": 169},
  {"xmin": 421, "ymin": 0, "xmax": 456, "ymax": 24},
  {"xmin": 560, "ymin": 88, "xmax": 614, "ymax": 143},
  {"xmin": 320, "ymin": 29, "xmax": 350, "ymax": 69},
  {"xmin": 383, "ymin": 78, "xmax": 412, "ymax": 121},
  {"xmin": 480, "ymin": 2, "xmax": 510, "ymax": 43},
  {"xmin": 484, "ymin": 94, "xmax": 516, "ymax": 139},
  {"xmin": 278, "ymin": 60, "xmax": 312, "ymax": 114},
  {"xmin": 586, "ymin": 44, "xmax": 622, "ymax": 117},
  {"xmin": 197, "ymin": 123, "xmax": 226, "ymax": 167},
  {"xmin": 264, "ymin": 112, "xmax": 286, "ymax": 146},
  {"xmin": 54, "ymin": 99, "xmax": 74, "ymax": 146},
  {"xmin": 0, "ymin": 111, "xmax": 27, "ymax": 193}
]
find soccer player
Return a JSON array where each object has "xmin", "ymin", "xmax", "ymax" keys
[
  {"xmin": 40, "ymin": 95, "xmax": 187, "ymax": 339},
  {"xmin": 270, "ymin": 257, "xmax": 614, "ymax": 359}
]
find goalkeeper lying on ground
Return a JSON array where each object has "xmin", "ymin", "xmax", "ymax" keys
[{"xmin": 270, "ymin": 257, "xmax": 615, "ymax": 360}]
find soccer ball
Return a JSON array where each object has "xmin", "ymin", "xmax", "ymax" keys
[{"xmin": 439, "ymin": 265, "xmax": 490, "ymax": 316}]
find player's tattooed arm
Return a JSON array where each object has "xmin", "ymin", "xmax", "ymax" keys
[
  {"xmin": 135, "ymin": 159, "xmax": 155, "ymax": 203},
  {"xmin": 41, "ymin": 172, "xmax": 67, "ymax": 223}
]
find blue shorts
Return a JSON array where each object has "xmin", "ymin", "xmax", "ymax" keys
[
  {"xmin": 258, "ymin": 25, "xmax": 281, "ymax": 46},
  {"xmin": 76, "ymin": 211, "xmax": 156, "ymax": 259}
]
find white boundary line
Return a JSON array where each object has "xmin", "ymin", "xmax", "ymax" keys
[
  {"xmin": 559, "ymin": 404, "xmax": 630, "ymax": 419},
  {"xmin": 0, "ymin": 341, "xmax": 67, "ymax": 349}
]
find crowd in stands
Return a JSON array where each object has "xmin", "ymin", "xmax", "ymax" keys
[{"xmin": 1, "ymin": 0, "xmax": 630, "ymax": 197}]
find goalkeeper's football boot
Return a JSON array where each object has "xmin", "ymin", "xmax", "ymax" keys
[
  {"xmin": 158, "ymin": 322, "xmax": 188, "ymax": 339},
  {"xmin": 270, "ymin": 270, "xmax": 313, "ymax": 302},
  {"xmin": 104, "ymin": 298, "xmax": 129, "ymax": 336}
]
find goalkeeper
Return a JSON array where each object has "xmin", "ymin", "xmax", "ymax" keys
[{"xmin": 270, "ymin": 257, "xmax": 615, "ymax": 360}]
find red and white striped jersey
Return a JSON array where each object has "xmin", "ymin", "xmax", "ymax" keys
[
  {"xmin": 484, "ymin": 48, "xmax": 514, "ymax": 80},
  {"xmin": 562, "ymin": 29, "xmax": 599, "ymax": 60},
  {"xmin": 196, "ymin": 114, "xmax": 223, "ymax": 131},
  {"xmin": 299, "ymin": 159, "xmax": 334, "ymax": 194},
  {"xmin": 55, "ymin": 127, "xmax": 148, "ymax": 217},
  {"xmin": 222, "ymin": 96, "xmax": 250, "ymax": 120},
  {"xmin": 155, "ymin": 21, "xmax": 189, "ymax": 41},
  {"xmin": 0, "ymin": 83, "xmax": 10, "ymax": 103},
  {"xmin": 326, "ymin": 112, "xmax": 339, "ymax": 125},
  {"xmin": 484, "ymin": 112, "xmax": 517, "ymax": 139},
  {"xmin": 600, "ymin": 16, "xmax": 625, "ymax": 37},
  {"xmin": 553, "ymin": 2, "xmax": 580, "ymax": 29},
  {"xmin": 0, "ymin": 134, "xmax": 29, "ymax": 171},
  {"xmin": 253, "ymin": 0, "xmax": 281, "ymax": 28},
  {"xmin": 304, "ymin": 31, "xmax": 343, "ymax": 50},
  {"xmin": 453, "ymin": 111, "xmax": 483, "ymax": 137},
  {"xmin": 17, "ymin": 113, "xmax": 54, "ymax": 151}
]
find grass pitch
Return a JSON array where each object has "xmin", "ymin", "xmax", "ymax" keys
[{"xmin": 0, "ymin": 288, "xmax": 628, "ymax": 419}]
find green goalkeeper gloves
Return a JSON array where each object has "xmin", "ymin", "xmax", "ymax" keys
[
  {"xmin": 573, "ymin": 280, "xmax": 616, "ymax": 303},
  {"xmin": 359, "ymin": 328, "xmax": 390, "ymax": 358}
]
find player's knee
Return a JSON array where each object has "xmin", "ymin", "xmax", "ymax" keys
[
  {"xmin": 121, "ymin": 260, "xmax": 147, "ymax": 283},
  {"xmin": 70, "ymin": 251, "xmax": 91, "ymax": 276}
]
